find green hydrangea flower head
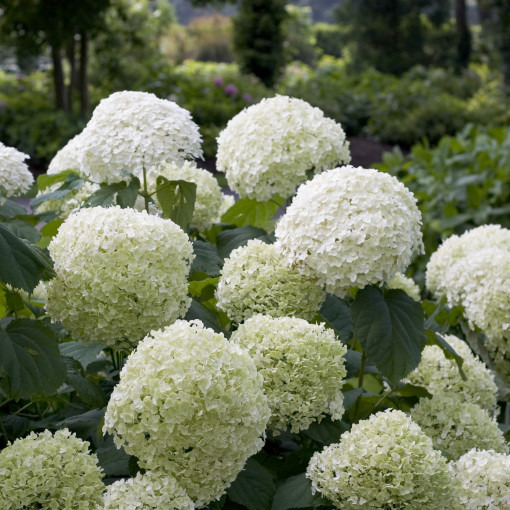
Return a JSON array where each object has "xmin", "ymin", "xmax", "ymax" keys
[
  {"xmin": 386, "ymin": 272, "xmax": 420, "ymax": 301},
  {"xmin": 450, "ymin": 449, "xmax": 510, "ymax": 509},
  {"xmin": 230, "ymin": 315, "xmax": 347, "ymax": 433},
  {"xmin": 103, "ymin": 319, "xmax": 271, "ymax": 507},
  {"xmin": 0, "ymin": 428, "xmax": 104, "ymax": 510},
  {"xmin": 306, "ymin": 409, "xmax": 453, "ymax": 509},
  {"xmin": 404, "ymin": 334, "xmax": 498, "ymax": 414},
  {"xmin": 46, "ymin": 206, "xmax": 194, "ymax": 350},
  {"xmin": 410, "ymin": 393, "xmax": 508, "ymax": 460},
  {"xmin": 104, "ymin": 471, "xmax": 194, "ymax": 510},
  {"xmin": 216, "ymin": 240, "xmax": 326, "ymax": 323}
]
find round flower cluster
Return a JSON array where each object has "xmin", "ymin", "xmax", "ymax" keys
[
  {"xmin": 72, "ymin": 91, "xmax": 203, "ymax": 184},
  {"xmin": 104, "ymin": 471, "xmax": 194, "ymax": 510},
  {"xmin": 230, "ymin": 315, "xmax": 347, "ymax": 433},
  {"xmin": 450, "ymin": 449, "xmax": 510, "ymax": 509},
  {"xmin": 306, "ymin": 409, "xmax": 452, "ymax": 509},
  {"xmin": 217, "ymin": 193, "xmax": 235, "ymax": 220},
  {"xmin": 216, "ymin": 240, "xmax": 326, "ymax": 323},
  {"xmin": 103, "ymin": 320, "xmax": 270, "ymax": 507},
  {"xmin": 0, "ymin": 429, "xmax": 104, "ymax": 510},
  {"xmin": 46, "ymin": 206, "xmax": 194, "ymax": 349},
  {"xmin": 275, "ymin": 166, "xmax": 424, "ymax": 297},
  {"xmin": 0, "ymin": 141, "xmax": 34, "ymax": 197},
  {"xmin": 47, "ymin": 133, "xmax": 83, "ymax": 175},
  {"xmin": 410, "ymin": 394, "xmax": 508, "ymax": 460},
  {"xmin": 386, "ymin": 272, "xmax": 421, "ymax": 301},
  {"xmin": 35, "ymin": 180, "xmax": 100, "ymax": 219},
  {"xmin": 404, "ymin": 334, "xmax": 498, "ymax": 414},
  {"xmin": 216, "ymin": 95, "xmax": 350, "ymax": 201},
  {"xmin": 147, "ymin": 161, "xmax": 222, "ymax": 230}
]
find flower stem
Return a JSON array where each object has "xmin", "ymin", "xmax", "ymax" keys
[{"xmin": 142, "ymin": 165, "xmax": 150, "ymax": 213}]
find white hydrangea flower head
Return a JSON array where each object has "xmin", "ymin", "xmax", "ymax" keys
[
  {"xmin": 216, "ymin": 240, "xmax": 326, "ymax": 323},
  {"xmin": 450, "ymin": 449, "xmax": 510, "ymax": 510},
  {"xmin": 47, "ymin": 133, "xmax": 84, "ymax": 175},
  {"xmin": 35, "ymin": 180, "xmax": 101, "ymax": 219},
  {"xmin": 275, "ymin": 166, "xmax": 424, "ymax": 297},
  {"xmin": 386, "ymin": 272, "xmax": 421, "ymax": 301},
  {"xmin": 404, "ymin": 335, "xmax": 498, "ymax": 414},
  {"xmin": 410, "ymin": 393, "xmax": 508, "ymax": 460},
  {"xmin": 46, "ymin": 206, "xmax": 194, "ymax": 349},
  {"xmin": 426, "ymin": 224, "xmax": 510, "ymax": 301},
  {"xmin": 146, "ymin": 161, "xmax": 222, "ymax": 230},
  {"xmin": 217, "ymin": 193, "xmax": 235, "ymax": 220},
  {"xmin": 77, "ymin": 91, "xmax": 202, "ymax": 184},
  {"xmin": 103, "ymin": 320, "xmax": 271, "ymax": 507},
  {"xmin": 230, "ymin": 315, "xmax": 347, "ymax": 433},
  {"xmin": 104, "ymin": 471, "xmax": 194, "ymax": 510},
  {"xmin": 0, "ymin": 428, "xmax": 104, "ymax": 510},
  {"xmin": 216, "ymin": 95, "xmax": 350, "ymax": 201},
  {"xmin": 306, "ymin": 409, "xmax": 453, "ymax": 509},
  {"xmin": 0, "ymin": 141, "xmax": 33, "ymax": 197}
]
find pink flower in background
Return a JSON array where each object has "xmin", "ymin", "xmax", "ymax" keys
[
  {"xmin": 242, "ymin": 92, "xmax": 253, "ymax": 104},
  {"xmin": 213, "ymin": 76, "xmax": 224, "ymax": 87},
  {"xmin": 224, "ymin": 84, "xmax": 238, "ymax": 97}
]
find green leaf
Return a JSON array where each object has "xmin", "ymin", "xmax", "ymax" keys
[
  {"xmin": 36, "ymin": 170, "xmax": 77, "ymax": 191},
  {"xmin": 319, "ymin": 293, "xmax": 352, "ymax": 342},
  {"xmin": 342, "ymin": 387, "xmax": 364, "ymax": 411},
  {"xmin": 191, "ymin": 241, "xmax": 223, "ymax": 276},
  {"xmin": 426, "ymin": 330, "xmax": 466, "ymax": 381},
  {"xmin": 39, "ymin": 219, "xmax": 63, "ymax": 240},
  {"xmin": 0, "ymin": 197, "xmax": 27, "ymax": 219},
  {"xmin": 4, "ymin": 218, "xmax": 41, "ymax": 244},
  {"xmin": 227, "ymin": 458, "xmax": 275, "ymax": 510},
  {"xmin": 30, "ymin": 173, "xmax": 84, "ymax": 208},
  {"xmin": 271, "ymin": 473, "xmax": 324, "ymax": 510},
  {"xmin": 156, "ymin": 177, "xmax": 197, "ymax": 231},
  {"xmin": 189, "ymin": 278, "xmax": 219, "ymax": 299},
  {"xmin": 301, "ymin": 417, "xmax": 348, "ymax": 445},
  {"xmin": 57, "ymin": 408, "xmax": 105, "ymax": 448},
  {"xmin": 221, "ymin": 196, "xmax": 283, "ymax": 229},
  {"xmin": 0, "ymin": 318, "xmax": 66, "ymax": 399},
  {"xmin": 96, "ymin": 436, "xmax": 132, "ymax": 477},
  {"xmin": 116, "ymin": 177, "xmax": 140, "ymax": 208},
  {"xmin": 82, "ymin": 182, "xmax": 126, "ymax": 208},
  {"xmin": 66, "ymin": 373, "xmax": 107, "ymax": 408},
  {"xmin": 0, "ymin": 224, "xmax": 55, "ymax": 292},
  {"xmin": 352, "ymin": 287, "xmax": 427, "ymax": 385},
  {"xmin": 59, "ymin": 342, "xmax": 104, "ymax": 370},
  {"xmin": 216, "ymin": 226, "xmax": 274, "ymax": 259},
  {"xmin": 185, "ymin": 299, "xmax": 223, "ymax": 333}
]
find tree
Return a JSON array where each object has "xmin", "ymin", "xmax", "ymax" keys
[{"xmin": 455, "ymin": 0, "xmax": 471, "ymax": 70}]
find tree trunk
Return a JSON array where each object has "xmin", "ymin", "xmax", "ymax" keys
[
  {"xmin": 66, "ymin": 37, "xmax": 79, "ymax": 114},
  {"xmin": 79, "ymin": 31, "xmax": 90, "ymax": 116},
  {"xmin": 455, "ymin": 0, "xmax": 472, "ymax": 70},
  {"xmin": 51, "ymin": 44, "xmax": 69, "ymax": 111}
]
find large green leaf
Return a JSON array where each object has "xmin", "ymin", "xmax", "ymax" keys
[
  {"xmin": 156, "ymin": 177, "xmax": 196, "ymax": 231},
  {"xmin": 116, "ymin": 177, "xmax": 140, "ymax": 208},
  {"xmin": 82, "ymin": 182, "xmax": 126, "ymax": 208},
  {"xmin": 319, "ymin": 293, "xmax": 352, "ymax": 342},
  {"xmin": 0, "ymin": 224, "xmax": 55, "ymax": 292},
  {"xmin": 59, "ymin": 341, "xmax": 104, "ymax": 370},
  {"xmin": 227, "ymin": 458, "xmax": 275, "ymax": 510},
  {"xmin": 271, "ymin": 473, "xmax": 324, "ymax": 510},
  {"xmin": 191, "ymin": 241, "xmax": 223, "ymax": 276},
  {"xmin": 0, "ymin": 318, "xmax": 66, "ymax": 399},
  {"xmin": 0, "ymin": 197, "xmax": 27, "ymax": 219},
  {"xmin": 216, "ymin": 226, "xmax": 274, "ymax": 259},
  {"xmin": 185, "ymin": 299, "xmax": 223, "ymax": 333},
  {"xmin": 30, "ymin": 172, "xmax": 84, "ymax": 208},
  {"xmin": 352, "ymin": 286, "xmax": 427, "ymax": 384},
  {"xmin": 221, "ymin": 196, "xmax": 283, "ymax": 229}
]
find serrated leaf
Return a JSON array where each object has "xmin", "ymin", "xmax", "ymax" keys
[
  {"xmin": 319, "ymin": 293, "xmax": 352, "ymax": 342},
  {"xmin": 352, "ymin": 287, "xmax": 427, "ymax": 385},
  {"xmin": 30, "ymin": 173, "xmax": 84, "ymax": 208},
  {"xmin": 216, "ymin": 226, "xmax": 274, "ymax": 259},
  {"xmin": 40, "ymin": 219, "xmax": 63, "ymax": 239},
  {"xmin": 271, "ymin": 473, "xmax": 323, "ymax": 510},
  {"xmin": 156, "ymin": 177, "xmax": 196, "ymax": 231},
  {"xmin": 0, "ymin": 318, "xmax": 66, "ymax": 399},
  {"xmin": 59, "ymin": 342, "xmax": 104, "ymax": 370},
  {"xmin": 228, "ymin": 458, "xmax": 275, "ymax": 510},
  {"xmin": 96, "ymin": 436, "xmax": 132, "ymax": 477},
  {"xmin": 4, "ymin": 218, "xmax": 41, "ymax": 244},
  {"xmin": 82, "ymin": 182, "xmax": 126, "ymax": 208},
  {"xmin": 189, "ymin": 278, "xmax": 219, "ymax": 299},
  {"xmin": 185, "ymin": 299, "xmax": 223, "ymax": 333},
  {"xmin": 221, "ymin": 196, "xmax": 283, "ymax": 229},
  {"xmin": 116, "ymin": 177, "xmax": 140, "ymax": 208},
  {"xmin": 0, "ymin": 224, "xmax": 55, "ymax": 292},
  {"xmin": 191, "ymin": 241, "xmax": 223, "ymax": 276}
]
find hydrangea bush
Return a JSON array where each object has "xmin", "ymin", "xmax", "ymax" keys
[{"xmin": 0, "ymin": 141, "xmax": 34, "ymax": 196}]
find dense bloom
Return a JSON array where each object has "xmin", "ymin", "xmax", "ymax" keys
[
  {"xmin": 103, "ymin": 320, "xmax": 270, "ymax": 507},
  {"xmin": 216, "ymin": 240, "xmax": 325, "ymax": 323},
  {"xmin": 0, "ymin": 429, "xmax": 104, "ymax": 510},
  {"xmin": 46, "ymin": 206, "xmax": 193, "ymax": 349},
  {"xmin": 410, "ymin": 394, "xmax": 508, "ymax": 460},
  {"xmin": 47, "ymin": 133, "xmax": 84, "ymax": 175},
  {"xmin": 77, "ymin": 91, "xmax": 202, "ymax": 184},
  {"xmin": 147, "ymin": 161, "xmax": 222, "ymax": 230},
  {"xmin": 450, "ymin": 449, "xmax": 510, "ymax": 509},
  {"xmin": 386, "ymin": 272, "xmax": 421, "ymax": 301},
  {"xmin": 230, "ymin": 315, "xmax": 347, "ymax": 433},
  {"xmin": 216, "ymin": 95, "xmax": 350, "ymax": 201},
  {"xmin": 35, "ymin": 180, "xmax": 100, "ymax": 219},
  {"xmin": 0, "ymin": 141, "xmax": 33, "ymax": 197},
  {"xmin": 306, "ymin": 409, "xmax": 452, "ymax": 509},
  {"xmin": 104, "ymin": 471, "xmax": 194, "ymax": 510},
  {"xmin": 217, "ymin": 193, "xmax": 235, "ymax": 220},
  {"xmin": 404, "ymin": 334, "xmax": 498, "ymax": 414},
  {"xmin": 275, "ymin": 166, "xmax": 424, "ymax": 297}
]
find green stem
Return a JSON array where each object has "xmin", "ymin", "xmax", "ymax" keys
[
  {"xmin": 13, "ymin": 401, "xmax": 33, "ymax": 416},
  {"xmin": 142, "ymin": 165, "xmax": 149, "ymax": 213},
  {"xmin": 0, "ymin": 399, "xmax": 12, "ymax": 408}
]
